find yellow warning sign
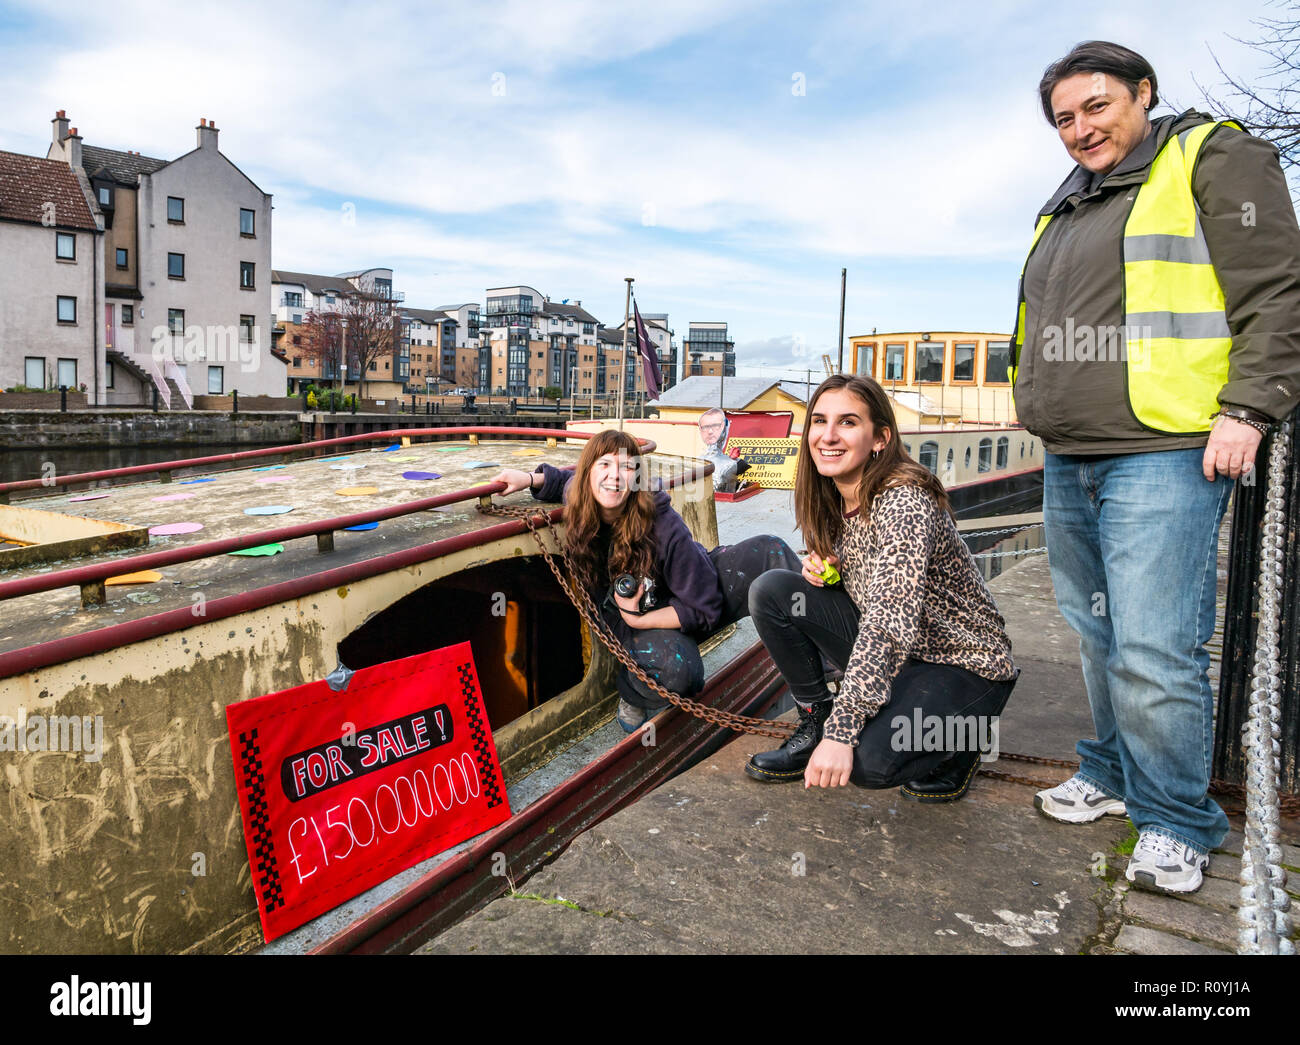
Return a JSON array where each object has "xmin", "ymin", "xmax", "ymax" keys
[{"xmin": 724, "ymin": 438, "xmax": 800, "ymax": 490}]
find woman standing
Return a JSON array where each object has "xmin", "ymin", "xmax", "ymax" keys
[
  {"xmin": 494, "ymin": 429, "xmax": 800, "ymax": 732},
  {"xmin": 745, "ymin": 375, "xmax": 1017, "ymax": 797},
  {"xmin": 1013, "ymin": 41, "xmax": 1300, "ymax": 893}
]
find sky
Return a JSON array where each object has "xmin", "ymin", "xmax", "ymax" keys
[{"xmin": 0, "ymin": 0, "xmax": 1285, "ymax": 380}]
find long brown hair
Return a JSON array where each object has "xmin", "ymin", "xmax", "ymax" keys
[
  {"xmin": 564, "ymin": 429, "xmax": 657, "ymax": 590},
  {"xmin": 794, "ymin": 374, "xmax": 952, "ymax": 558}
]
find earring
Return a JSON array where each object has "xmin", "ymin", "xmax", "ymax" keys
[{"xmin": 872, "ymin": 449, "xmax": 880, "ymax": 459}]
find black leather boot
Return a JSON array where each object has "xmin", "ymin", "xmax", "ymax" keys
[
  {"xmin": 899, "ymin": 748, "xmax": 981, "ymax": 803},
  {"xmin": 744, "ymin": 700, "xmax": 832, "ymax": 783}
]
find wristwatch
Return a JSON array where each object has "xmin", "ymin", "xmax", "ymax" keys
[{"xmin": 1216, "ymin": 405, "xmax": 1273, "ymax": 436}]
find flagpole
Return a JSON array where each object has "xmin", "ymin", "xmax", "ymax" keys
[{"xmin": 618, "ymin": 277, "xmax": 633, "ymax": 431}]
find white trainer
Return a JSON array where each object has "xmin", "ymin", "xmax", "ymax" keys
[
  {"xmin": 1125, "ymin": 831, "xmax": 1209, "ymax": 894},
  {"xmin": 1034, "ymin": 774, "xmax": 1127, "ymax": 823}
]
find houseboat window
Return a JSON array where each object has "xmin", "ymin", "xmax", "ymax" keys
[
  {"xmin": 915, "ymin": 342, "xmax": 944, "ymax": 383},
  {"xmin": 978, "ymin": 438, "xmax": 993, "ymax": 473},
  {"xmin": 985, "ymin": 340, "xmax": 1011, "ymax": 383},
  {"xmin": 903, "ymin": 442, "xmax": 911, "ymax": 455},
  {"xmin": 946, "ymin": 448, "xmax": 954, "ymax": 470},
  {"xmin": 1020, "ymin": 441, "xmax": 1025, "ymax": 459},
  {"xmin": 857, "ymin": 342, "xmax": 876, "ymax": 379},
  {"xmin": 919, "ymin": 441, "xmax": 939, "ymax": 474},
  {"xmin": 996, "ymin": 436, "xmax": 1009, "ymax": 469},
  {"xmin": 954, "ymin": 343, "xmax": 976, "ymax": 382},
  {"xmin": 885, "ymin": 343, "xmax": 905, "ymax": 381},
  {"xmin": 1029, "ymin": 441, "xmax": 1035, "ymax": 457},
  {"xmin": 965, "ymin": 446, "xmax": 972, "ymax": 468}
]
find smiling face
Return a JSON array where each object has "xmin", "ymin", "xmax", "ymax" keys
[
  {"xmin": 588, "ymin": 450, "xmax": 638, "ymax": 521},
  {"xmin": 1050, "ymin": 71, "xmax": 1152, "ymax": 175},
  {"xmin": 807, "ymin": 387, "xmax": 888, "ymax": 488}
]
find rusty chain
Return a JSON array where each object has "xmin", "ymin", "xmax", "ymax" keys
[{"xmin": 479, "ymin": 501, "xmax": 795, "ymax": 740}]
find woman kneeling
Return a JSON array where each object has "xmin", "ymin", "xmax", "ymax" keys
[
  {"xmin": 746, "ymin": 375, "xmax": 1018, "ymax": 800},
  {"xmin": 494, "ymin": 429, "xmax": 801, "ymax": 733}
]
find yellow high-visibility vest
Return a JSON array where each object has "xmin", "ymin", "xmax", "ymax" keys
[{"xmin": 1011, "ymin": 121, "xmax": 1241, "ymax": 435}]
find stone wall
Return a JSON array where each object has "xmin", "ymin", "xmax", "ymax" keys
[
  {"xmin": 192, "ymin": 394, "xmax": 299, "ymax": 412},
  {"xmin": 0, "ymin": 410, "xmax": 300, "ymax": 448},
  {"xmin": 0, "ymin": 391, "xmax": 88, "ymax": 411}
]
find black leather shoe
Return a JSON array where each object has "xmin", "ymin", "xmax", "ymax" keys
[
  {"xmin": 744, "ymin": 700, "xmax": 832, "ymax": 783},
  {"xmin": 899, "ymin": 749, "xmax": 981, "ymax": 803}
]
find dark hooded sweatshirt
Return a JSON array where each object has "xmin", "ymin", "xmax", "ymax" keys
[{"xmin": 1014, "ymin": 110, "xmax": 1300, "ymax": 455}]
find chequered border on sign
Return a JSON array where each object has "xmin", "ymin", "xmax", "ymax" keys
[
  {"xmin": 458, "ymin": 662, "xmax": 503, "ymax": 809},
  {"xmin": 238, "ymin": 729, "xmax": 285, "ymax": 912}
]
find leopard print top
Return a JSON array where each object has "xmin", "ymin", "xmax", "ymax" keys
[{"xmin": 822, "ymin": 483, "xmax": 1017, "ymax": 746}]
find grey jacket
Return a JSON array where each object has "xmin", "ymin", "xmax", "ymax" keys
[{"xmin": 1013, "ymin": 110, "xmax": 1300, "ymax": 455}]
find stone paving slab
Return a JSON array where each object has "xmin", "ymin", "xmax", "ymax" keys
[
  {"xmin": 1114, "ymin": 924, "xmax": 1231, "ymax": 955},
  {"xmin": 1124, "ymin": 890, "xmax": 1240, "ymax": 951},
  {"xmin": 423, "ymin": 731, "xmax": 1132, "ymax": 955}
]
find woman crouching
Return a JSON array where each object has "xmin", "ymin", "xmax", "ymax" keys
[
  {"xmin": 745, "ymin": 375, "xmax": 1018, "ymax": 799},
  {"xmin": 494, "ymin": 429, "xmax": 801, "ymax": 733}
]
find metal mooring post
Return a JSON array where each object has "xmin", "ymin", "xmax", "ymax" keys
[{"xmin": 1215, "ymin": 407, "xmax": 1299, "ymax": 794}]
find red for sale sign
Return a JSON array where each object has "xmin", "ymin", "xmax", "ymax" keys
[{"xmin": 226, "ymin": 643, "xmax": 511, "ymax": 942}]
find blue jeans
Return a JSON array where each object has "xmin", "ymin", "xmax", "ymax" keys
[{"xmin": 1044, "ymin": 448, "xmax": 1232, "ymax": 853}]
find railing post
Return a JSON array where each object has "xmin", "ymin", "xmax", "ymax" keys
[
  {"xmin": 60, "ymin": 385, "xmax": 68, "ymax": 412},
  {"xmin": 1214, "ymin": 407, "xmax": 1300, "ymax": 793},
  {"xmin": 350, "ymin": 395, "xmax": 357, "ymax": 415},
  {"xmin": 316, "ymin": 532, "xmax": 335, "ymax": 554},
  {"xmin": 232, "ymin": 389, "xmax": 239, "ymax": 415},
  {"xmin": 80, "ymin": 580, "xmax": 106, "ymax": 609},
  {"xmin": 152, "ymin": 385, "xmax": 159, "ymax": 413}
]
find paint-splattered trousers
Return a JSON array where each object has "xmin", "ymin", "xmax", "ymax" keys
[{"xmin": 608, "ymin": 534, "xmax": 802, "ymax": 710}]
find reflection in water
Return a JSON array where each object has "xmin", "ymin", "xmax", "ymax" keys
[
  {"xmin": 0, "ymin": 444, "xmax": 280, "ymax": 488},
  {"xmin": 963, "ymin": 523, "xmax": 1047, "ymax": 583}
]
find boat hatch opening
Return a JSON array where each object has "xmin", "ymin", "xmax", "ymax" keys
[{"xmin": 337, "ymin": 556, "xmax": 585, "ymax": 732}]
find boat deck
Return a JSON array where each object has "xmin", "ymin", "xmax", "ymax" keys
[{"xmin": 0, "ymin": 437, "xmax": 672, "ymax": 660}]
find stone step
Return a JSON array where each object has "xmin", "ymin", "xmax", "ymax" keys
[{"xmin": 1114, "ymin": 923, "xmax": 1231, "ymax": 955}]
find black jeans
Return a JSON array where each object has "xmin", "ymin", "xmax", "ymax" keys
[
  {"xmin": 748, "ymin": 569, "xmax": 1017, "ymax": 788},
  {"xmin": 613, "ymin": 535, "xmax": 802, "ymax": 710}
]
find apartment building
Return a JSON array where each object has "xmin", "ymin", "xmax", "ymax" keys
[
  {"xmin": 479, "ymin": 286, "xmax": 603, "ymax": 395},
  {"xmin": 402, "ymin": 307, "xmax": 458, "ymax": 391},
  {"xmin": 683, "ymin": 321, "xmax": 734, "ymax": 378},
  {"xmin": 0, "ymin": 148, "xmax": 103, "ymax": 399},
  {"xmin": 47, "ymin": 112, "xmax": 282, "ymax": 405},
  {"xmin": 271, "ymin": 267, "xmax": 404, "ymax": 395}
]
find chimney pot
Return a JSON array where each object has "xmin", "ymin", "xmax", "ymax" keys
[
  {"xmin": 70, "ymin": 127, "xmax": 77, "ymax": 136},
  {"xmin": 57, "ymin": 109, "xmax": 66, "ymax": 119}
]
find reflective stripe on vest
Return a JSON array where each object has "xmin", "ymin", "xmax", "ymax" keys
[{"xmin": 1012, "ymin": 120, "xmax": 1241, "ymax": 435}]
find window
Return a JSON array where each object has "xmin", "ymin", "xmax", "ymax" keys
[
  {"xmin": 885, "ymin": 343, "xmax": 905, "ymax": 381},
  {"xmin": 240, "ymin": 208, "xmax": 255, "ymax": 236},
  {"xmin": 946, "ymin": 448, "xmax": 954, "ymax": 474},
  {"xmin": 56, "ymin": 233, "xmax": 75, "ymax": 260},
  {"xmin": 1020, "ymin": 441, "xmax": 1025, "ymax": 459},
  {"xmin": 122, "ymin": 304, "xmax": 134, "ymax": 326},
  {"xmin": 239, "ymin": 315, "xmax": 255, "ymax": 342},
  {"xmin": 915, "ymin": 341, "xmax": 944, "ymax": 382},
  {"xmin": 168, "ymin": 308, "xmax": 185, "ymax": 335},
  {"xmin": 292, "ymin": 313, "xmax": 302, "ymax": 324},
  {"xmin": 24, "ymin": 357, "xmax": 45, "ymax": 388},
  {"xmin": 996, "ymin": 436, "xmax": 1009, "ymax": 469},
  {"xmin": 57, "ymin": 296, "xmax": 77, "ymax": 323},
  {"xmin": 985, "ymin": 340, "xmax": 1011, "ymax": 384},
  {"xmin": 116, "ymin": 247, "xmax": 128, "ymax": 269},
  {"xmin": 369, "ymin": 361, "xmax": 377, "ymax": 371},
  {"xmin": 106, "ymin": 361, "xmax": 115, "ymax": 388},
  {"xmin": 207, "ymin": 366, "xmax": 224, "ymax": 394},
  {"xmin": 240, "ymin": 262, "xmax": 255, "ymax": 289},
  {"xmin": 857, "ymin": 342, "xmax": 876, "ymax": 378},
  {"xmin": 954, "ymin": 342, "xmax": 976, "ymax": 382},
  {"xmin": 965, "ymin": 446, "xmax": 972, "ymax": 468},
  {"xmin": 293, "ymin": 357, "xmax": 302, "ymax": 368},
  {"xmin": 57, "ymin": 358, "xmax": 77, "ymax": 389},
  {"xmin": 978, "ymin": 437, "xmax": 993, "ymax": 473},
  {"xmin": 919, "ymin": 441, "xmax": 939, "ymax": 474},
  {"xmin": 292, "ymin": 335, "xmax": 302, "ymax": 346},
  {"xmin": 168, "ymin": 252, "xmax": 185, "ymax": 279},
  {"xmin": 167, "ymin": 196, "xmax": 185, "ymax": 223},
  {"xmin": 98, "ymin": 186, "xmax": 111, "ymax": 207},
  {"xmin": 284, "ymin": 292, "xmax": 303, "ymax": 308}
]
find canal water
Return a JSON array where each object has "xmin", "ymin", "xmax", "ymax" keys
[{"xmin": 0, "ymin": 443, "xmax": 281, "ymax": 488}]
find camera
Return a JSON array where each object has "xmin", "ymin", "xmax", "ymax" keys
[{"xmin": 613, "ymin": 574, "xmax": 657, "ymax": 614}]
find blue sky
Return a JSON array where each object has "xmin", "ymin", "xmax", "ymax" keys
[{"xmin": 0, "ymin": 0, "xmax": 1282, "ymax": 378}]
